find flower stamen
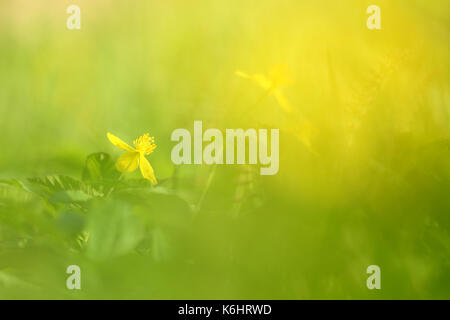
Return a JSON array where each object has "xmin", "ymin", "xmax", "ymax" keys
[{"xmin": 133, "ymin": 133, "xmax": 157, "ymax": 155}]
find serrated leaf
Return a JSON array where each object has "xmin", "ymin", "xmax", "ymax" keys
[
  {"xmin": 49, "ymin": 190, "xmax": 92, "ymax": 203},
  {"xmin": 19, "ymin": 175, "xmax": 101, "ymax": 205},
  {"xmin": 0, "ymin": 180, "xmax": 35, "ymax": 204}
]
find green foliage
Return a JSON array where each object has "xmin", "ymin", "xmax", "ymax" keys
[
  {"xmin": 82, "ymin": 152, "xmax": 120, "ymax": 195},
  {"xmin": 1, "ymin": 0, "xmax": 450, "ymax": 299},
  {"xmin": 84, "ymin": 199, "xmax": 145, "ymax": 260}
]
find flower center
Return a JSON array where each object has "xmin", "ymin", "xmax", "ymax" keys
[{"xmin": 133, "ymin": 133, "xmax": 156, "ymax": 155}]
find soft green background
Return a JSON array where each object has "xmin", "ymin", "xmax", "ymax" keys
[{"xmin": 0, "ymin": 0, "xmax": 449, "ymax": 299}]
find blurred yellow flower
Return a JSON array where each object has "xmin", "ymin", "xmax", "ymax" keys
[
  {"xmin": 107, "ymin": 132, "xmax": 157, "ymax": 185},
  {"xmin": 236, "ymin": 65, "xmax": 319, "ymax": 155},
  {"xmin": 236, "ymin": 64, "xmax": 293, "ymax": 113}
]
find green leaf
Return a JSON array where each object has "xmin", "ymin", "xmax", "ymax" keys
[
  {"xmin": 0, "ymin": 180, "xmax": 36, "ymax": 204},
  {"xmin": 57, "ymin": 210, "xmax": 85, "ymax": 236},
  {"xmin": 82, "ymin": 153, "xmax": 120, "ymax": 193},
  {"xmin": 85, "ymin": 199, "xmax": 144, "ymax": 260},
  {"xmin": 49, "ymin": 190, "xmax": 92, "ymax": 203},
  {"xmin": 14, "ymin": 175, "xmax": 101, "ymax": 206},
  {"xmin": 27, "ymin": 175, "xmax": 83, "ymax": 194}
]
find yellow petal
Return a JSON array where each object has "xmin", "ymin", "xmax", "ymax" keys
[
  {"xmin": 139, "ymin": 154, "xmax": 157, "ymax": 185},
  {"xmin": 251, "ymin": 74, "xmax": 272, "ymax": 90},
  {"xmin": 236, "ymin": 70, "xmax": 272, "ymax": 90},
  {"xmin": 273, "ymin": 90, "xmax": 293, "ymax": 113},
  {"xmin": 235, "ymin": 70, "xmax": 251, "ymax": 79},
  {"xmin": 107, "ymin": 132, "xmax": 136, "ymax": 152},
  {"xmin": 116, "ymin": 152, "xmax": 140, "ymax": 173}
]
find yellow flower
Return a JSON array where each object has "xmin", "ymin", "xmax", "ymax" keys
[
  {"xmin": 236, "ymin": 65, "xmax": 319, "ymax": 155},
  {"xmin": 236, "ymin": 64, "xmax": 293, "ymax": 113},
  {"xmin": 107, "ymin": 132, "xmax": 157, "ymax": 185}
]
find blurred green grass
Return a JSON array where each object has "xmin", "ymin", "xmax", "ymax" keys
[{"xmin": 0, "ymin": 0, "xmax": 449, "ymax": 299}]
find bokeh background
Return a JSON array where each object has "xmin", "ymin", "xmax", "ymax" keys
[{"xmin": 0, "ymin": 0, "xmax": 449, "ymax": 299}]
